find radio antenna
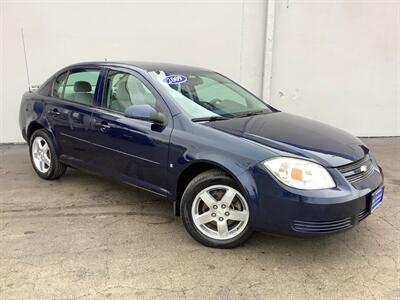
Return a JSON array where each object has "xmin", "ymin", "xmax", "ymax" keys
[{"xmin": 21, "ymin": 28, "xmax": 31, "ymax": 91}]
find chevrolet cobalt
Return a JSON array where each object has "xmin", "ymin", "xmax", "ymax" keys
[{"xmin": 19, "ymin": 62, "xmax": 384, "ymax": 248}]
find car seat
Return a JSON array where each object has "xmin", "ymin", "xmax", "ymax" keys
[{"xmin": 73, "ymin": 81, "xmax": 93, "ymax": 105}]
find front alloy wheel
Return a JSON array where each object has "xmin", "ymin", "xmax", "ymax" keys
[
  {"xmin": 181, "ymin": 169, "xmax": 253, "ymax": 248},
  {"xmin": 192, "ymin": 185, "xmax": 249, "ymax": 240}
]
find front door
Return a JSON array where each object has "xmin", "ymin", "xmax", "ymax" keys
[{"xmin": 89, "ymin": 68, "xmax": 172, "ymax": 196}]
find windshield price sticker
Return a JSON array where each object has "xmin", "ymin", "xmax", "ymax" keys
[{"xmin": 163, "ymin": 75, "xmax": 187, "ymax": 85}]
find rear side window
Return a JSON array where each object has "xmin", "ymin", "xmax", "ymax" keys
[{"xmin": 53, "ymin": 70, "xmax": 100, "ymax": 105}]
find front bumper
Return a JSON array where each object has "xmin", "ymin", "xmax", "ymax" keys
[{"xmin": 243, "ymin": 161, "xmax": 384, "ymax": 236}]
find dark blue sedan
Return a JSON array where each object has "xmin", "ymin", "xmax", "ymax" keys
[{"xmin": 19, "ymin": 61, "xmax": 384, "ymax": 248}]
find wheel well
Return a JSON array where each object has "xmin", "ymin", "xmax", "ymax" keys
[
  {"xmin": 27, "ymin": 122, "xmax": 44, "ymax": 141},
  {"xmin": 174, "ymin": 162, "xmax": 230, "ymax": 216}
]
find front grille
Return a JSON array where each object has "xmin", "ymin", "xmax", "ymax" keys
[
  {"xmin": 358, "ymin": 209, "xmax": 369, "ymax": 222},
  {"xmin": 337, "ymin": 155, "xmax": 374, "ymax": 185},
  {"xmin": 292, "ymin": 217, "xmax": 352, "ymax": 233}
]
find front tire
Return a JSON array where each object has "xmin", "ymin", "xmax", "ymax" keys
[
  {"xmin": 181, "ymin": 169, "xmax": 253, "ymax": 248},
  {"xmin": 29, "ymin": 129, "xmax": 66, "ymax": 180}
]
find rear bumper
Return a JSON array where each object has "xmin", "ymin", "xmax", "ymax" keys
[{"xmin": 244, "ymin": 163, "xmax": 384, "ymax": 236}]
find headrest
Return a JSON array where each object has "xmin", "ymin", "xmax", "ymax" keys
[{"xmin": 74, "ymin": 81, "xmax": 91, "ymax": 93}]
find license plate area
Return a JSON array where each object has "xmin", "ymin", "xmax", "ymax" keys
[{"xmin": 370, "ymin": 187, "xmax": 384, "ymax": 212}]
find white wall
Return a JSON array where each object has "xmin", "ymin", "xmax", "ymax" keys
[
  {"xmin": 270, "ymin": 0, "xmax": 400, "ymax": 137},
  {"xmin": 1, "ymin": 0, "xmax": 399, "ymax": 143},
  {"xmin": 0, "ymin": 0, "xmax": 267, "ymax": 143}
]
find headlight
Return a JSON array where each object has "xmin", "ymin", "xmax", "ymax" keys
[{"xmin": 262, "ymin": 157, "xmax": 335, "ymax": 190}]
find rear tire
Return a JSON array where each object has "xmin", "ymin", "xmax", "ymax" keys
[
  {"xmin": 181, "ymin": 169, "xmax": 253, "ymax": 248},
  {"xmin": 29, "ymin": 129, "xmax": 66, "ymax": 180}
]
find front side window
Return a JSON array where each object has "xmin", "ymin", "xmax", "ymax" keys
[
  {"xmin": 62, "ymin": 70, "xmax": 100, "ymax": 105},
  {"xmin": 103, "ymin": 71, "xmax": 158, "ymax": 114},
  {"xmin": 149, "ymin": 71, "xmax": 272, "ymax": 119}
]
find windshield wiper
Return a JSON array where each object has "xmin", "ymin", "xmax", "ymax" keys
[
  {"xmin": 192, "ymin": 116, "xmax": 229, "ymax": 122},
  {"xmin": 231, "ymin": 110, "xmax": 269, "ymax": 118},
  {"xmin": 192, "ymin": 110, "xmax": 269, "ymax": 122}
]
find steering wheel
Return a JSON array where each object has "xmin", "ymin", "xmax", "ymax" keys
[
  {"xmin": 200, "ymin": 101, "xmax": 216, "ymax": 110},
  {"xmin": 209, "ymin": 98, "xmax": 223, "ymax": 106}
]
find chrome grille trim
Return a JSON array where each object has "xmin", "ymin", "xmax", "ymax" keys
[
  {"xmin": 337, "ymin": 155, "xmax": 370, "ymax": 173},
  {"xmin": 337, "ymin": 155, "xmax": 374, "ymax": 184}
]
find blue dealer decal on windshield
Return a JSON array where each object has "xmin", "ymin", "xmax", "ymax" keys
[{"xmin": 163, "ymin": 75, "xmax": 187, "ymax": 85}]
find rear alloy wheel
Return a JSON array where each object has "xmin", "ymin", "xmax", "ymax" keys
[
  {"xmin": 32, "ymin": 136, "xmax": 51, "ymax": 173},
  {"xmin": 29, "ymin": 129, "xmax": 66, "ymax": 180},
  {"xmin": 181, "ymin": 170, "xmax": 253, "ymax": 248}
]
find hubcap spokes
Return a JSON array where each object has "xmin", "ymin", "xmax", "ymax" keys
[
  {"xmin": 32, "ymin": 137, "xmax": 51, "ymax": 173},
  {"xmin": 192, "ymin": 185, "xmax": 249, "ymax": 240}
]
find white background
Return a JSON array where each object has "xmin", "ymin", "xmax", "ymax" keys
[
  {"xmin": 271, "ymin": 1, "xmax": 400, "ymax": 137},
  {"xmin": 1, "ymin": 0, "xmax": 399, "ymax": 143}
]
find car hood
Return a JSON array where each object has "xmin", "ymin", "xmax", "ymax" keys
[{"xmin": 204, "ymin": 112, "xmax": 368, "ymax": 167}]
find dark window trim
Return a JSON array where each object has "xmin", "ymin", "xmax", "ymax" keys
[
  {"xmin": 51, "ymin": 71, "xmax": 69, "ymax": 98},
  {"xmin": 60, "ymin": 71, "xmax": 69, "ymax": 99},
  {"xmin": 91, "ymin": 105, "xmax": 162, "ymax": 126}
]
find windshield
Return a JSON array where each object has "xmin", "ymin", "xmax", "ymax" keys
[{"xmin": 148, "ymin": 70, "xmax": 273, "ymax": 120}]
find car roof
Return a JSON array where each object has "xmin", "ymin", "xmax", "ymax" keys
[{"xmin": 65, "ymin": 61, "xmax": 213, "ymax": 73}]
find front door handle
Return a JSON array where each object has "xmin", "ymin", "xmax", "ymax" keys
[
  {"xmin": 48, "ymin": 108, "xmax": 61, "ymax": 117},
  {"xmin": 97, "ymin": 121, "xmax": 111, "ymax": 133}
]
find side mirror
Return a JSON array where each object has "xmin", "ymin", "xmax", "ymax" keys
[{"xmin": 125, "ymin": 104, "xmax": 167, "ymax": 125}]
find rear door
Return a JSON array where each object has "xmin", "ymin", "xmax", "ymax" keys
[
  {"xmin": 45, "ymin": 68, "xmax": 102, "ymax": 163},
  {"xmin": 89, "ymin": 67, "xmax": 172, "ymax": 196}
]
